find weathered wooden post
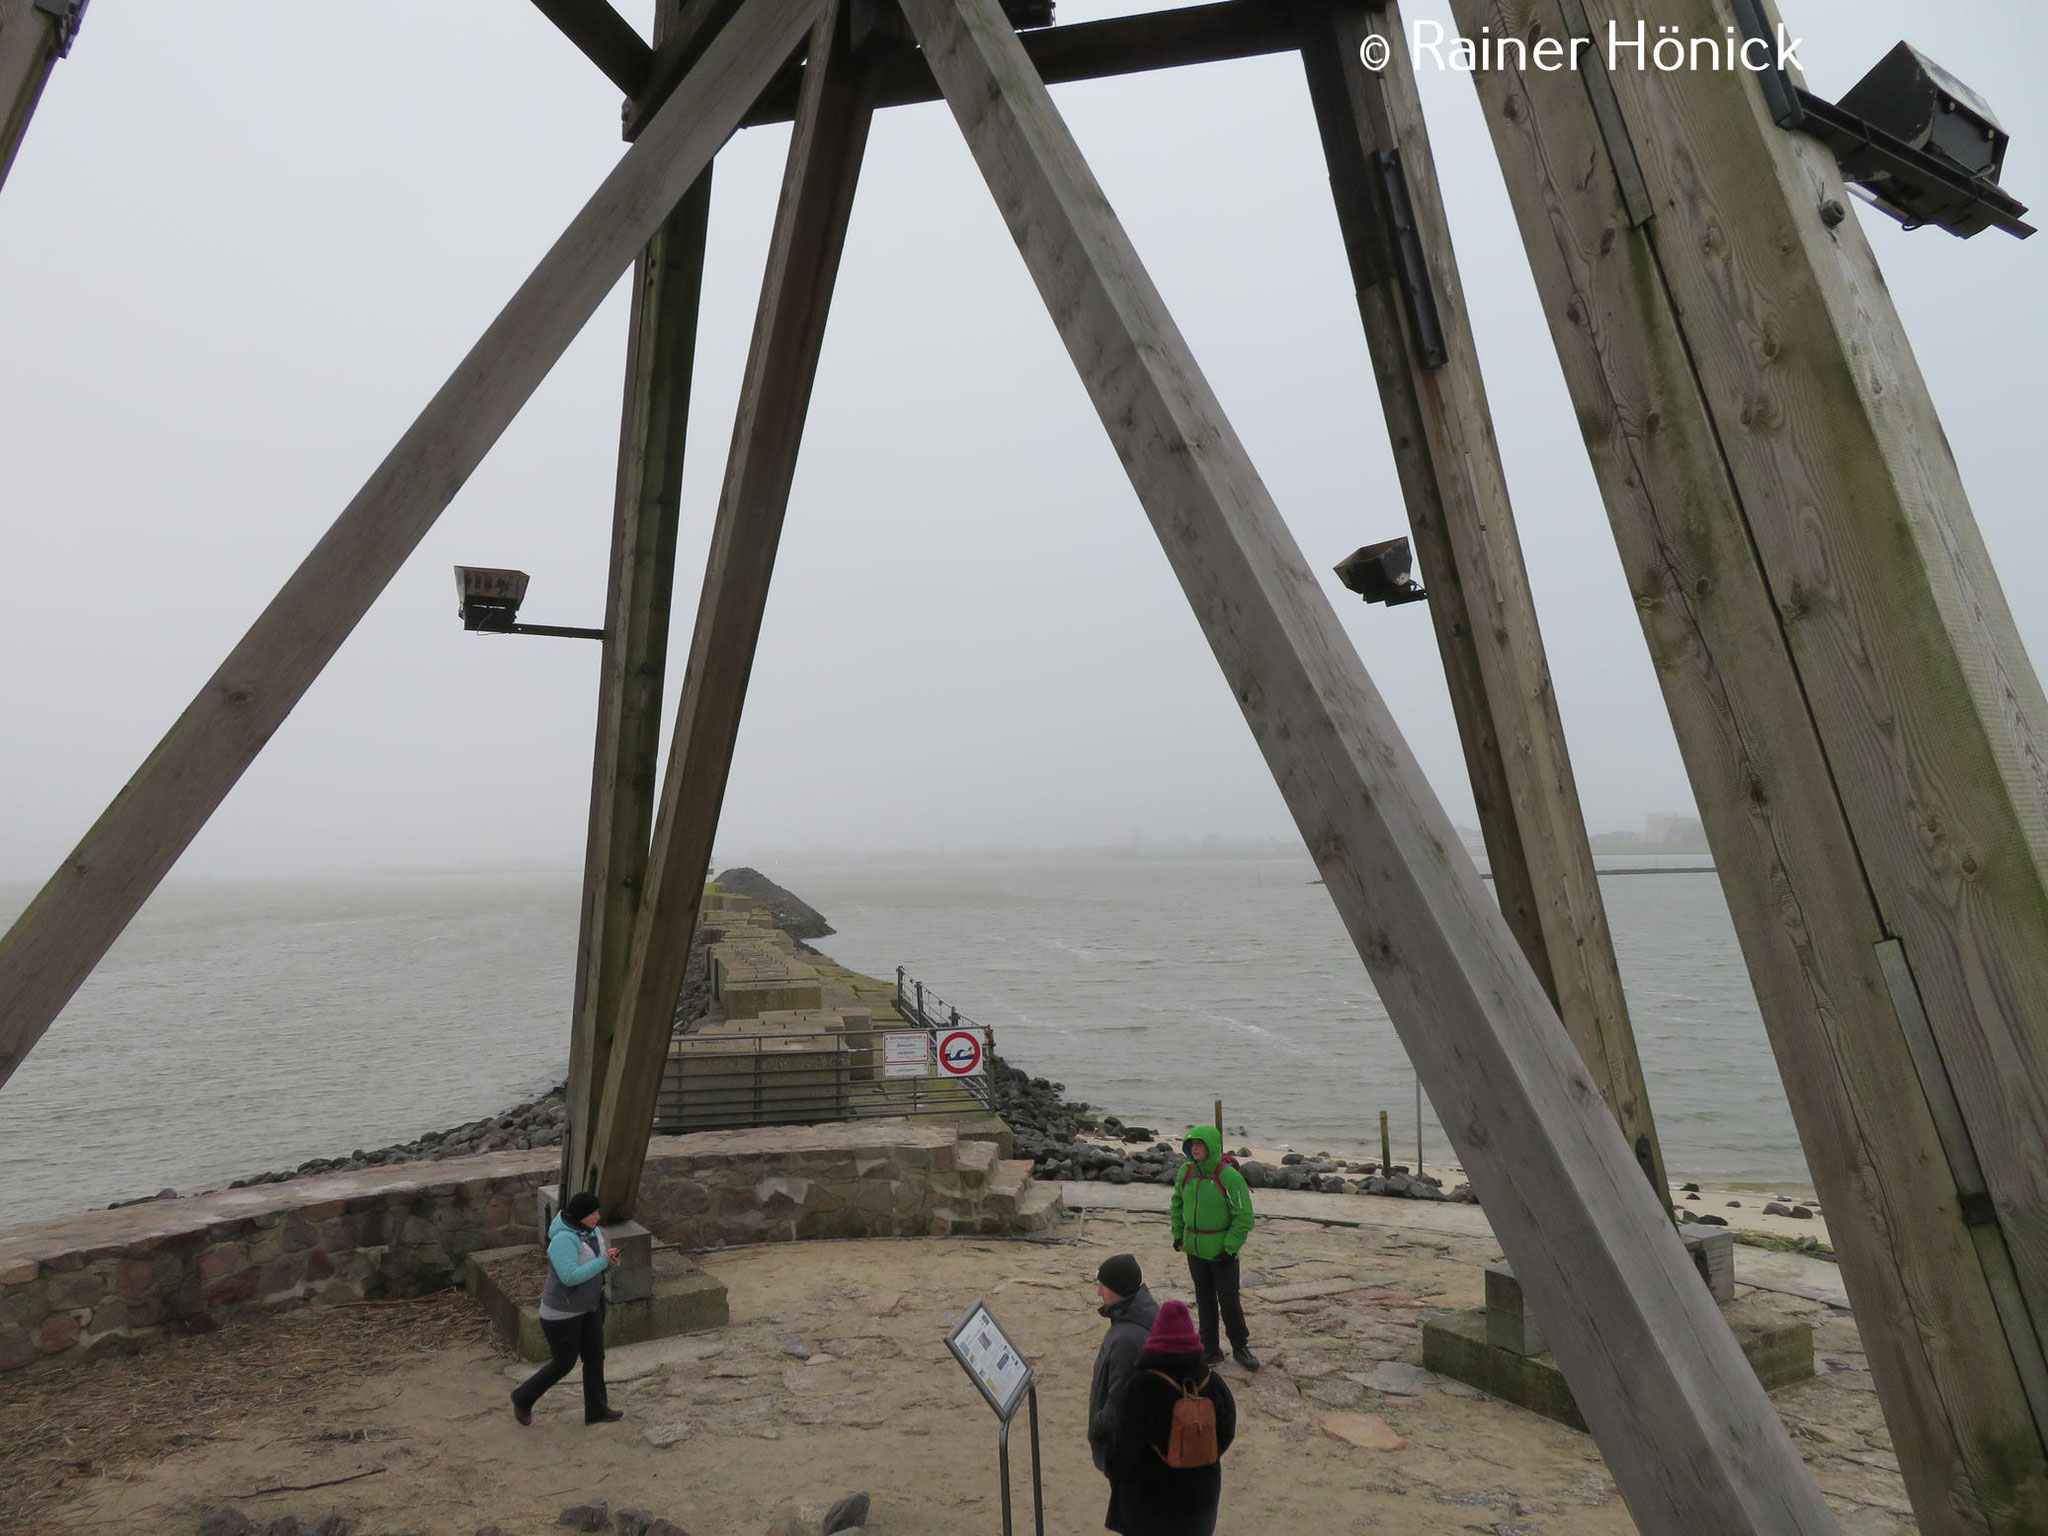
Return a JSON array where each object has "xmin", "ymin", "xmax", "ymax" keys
[
  {"xmin": 1440, "ymin": 0, "xmax": 2048, "ymax": 1524},
  {"xmin": 1297, "ymin": 0, "xmax": 1668, "ymax": 1203},
  {"xmin": 585, "ymin": 0, "xmax": 881, "ymax": 1218},
  {"xmin": 894, "ymin": 0, "xmax": 1837, "ymax": 1525},
  {"xmin": 561, "ymin": 0, "xmax": 718, "ymax": 1205}
]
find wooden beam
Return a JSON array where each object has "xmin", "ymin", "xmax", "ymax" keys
[
  {"xmin": 0, "ymin": 0, "xmax": 828, "ymax": 1093},
  {"xmin": 894, "ymin": 0, "xmax": 1835, "ymax": 1528},
  {"xmin": 740, "ymin": 2, "xmax": 1298, "ymax": 127},
  {"xmin": 586, "ymin": 0, "xmax": 878, "ymax": 1217},
  {"xmin": 627, "ymin": 0, "xmax": 752, "ymax": 140},
  {"xmin": 528, "ymin": 0, "xmax": 655, "ymax": 97},
  {"xmin": 1296, "ymin": 0, "xmax": 1667, "ymax": 1201},
  {"xmin": 0, "ymin": 0, "xmax": 71, "ymax": 194},
  {"xmin": 562, "ymin": 0, "xmax": 716, "ymax": 1205},
  {"xmin": 1442, "ymin": 0, "xmax": 2048, "ymax": 1525}
]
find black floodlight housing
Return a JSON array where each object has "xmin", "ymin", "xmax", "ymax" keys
[
  {"xmin": 454, "ymin": 566, "xmax": 602, "ymax": 640},
  {"xmin": 1841, "ymin": 44, "xmax": 2007, "ymax": 184},
  {"xmin": 1335, "ymin": 538, "xmax": 1428, "ymax": 608},
  {"xmin": 1820, "ymin": 44, "xmax": 2024, "ymax": 237},
  {"xmin": 456, "ymin": 565, "xmax": 527, "ymax": 631},
  {"xmin": 1727, "ymin": 1, "xmax": 2032, "ymax": 239},
  {"xmin": 1001, "ymin": 0, "xmax": 1055, "ymax": 26}
]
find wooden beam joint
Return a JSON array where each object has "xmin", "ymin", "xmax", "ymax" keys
[{"xmin": 528, "ymin": 0, "xmax": 656, "ymax": 97}]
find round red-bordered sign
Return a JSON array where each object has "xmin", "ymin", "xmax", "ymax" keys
[{"xmin": 938, "ymin": 1029, "xmax": 985, "ymax": 1077}]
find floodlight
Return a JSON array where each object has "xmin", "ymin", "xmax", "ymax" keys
[
  {"xmin": 1821, "ymin": 43, "xmax": 2023, "ymax": 237},
  {"xmin": 1334, "ymin": 539, "xmax": 1428, "ymax": 608},
  {"xmin": 453, "ymin": 566, "xmax": 602, "ymax": 640},
  {"xmin": 1728, "ymin": 1, "xmax": 2033, "ymax": 239}
]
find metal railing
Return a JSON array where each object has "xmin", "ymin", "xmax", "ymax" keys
[
  {"xmin": 653, "ymin": 1015, "xmax": 994, "ymax": 1136},
  {"xmin": 895, "ymin": 968, "xmax": 997, "ymax": 1113}
]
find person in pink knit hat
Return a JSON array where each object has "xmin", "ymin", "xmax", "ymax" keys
[{"xmin": 1102, "ymin": 1299, "xmax": 1237, "ymax": 1536}]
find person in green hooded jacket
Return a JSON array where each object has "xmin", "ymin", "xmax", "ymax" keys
[{"xmin": 1169, "ymin": 1124, "xmax": 1259, "ymax": 1370}]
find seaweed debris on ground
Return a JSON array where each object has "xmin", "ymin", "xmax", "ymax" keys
[{"xmin": 0, "ymin": 1291, "xmax": 495, "ymax": 1536}]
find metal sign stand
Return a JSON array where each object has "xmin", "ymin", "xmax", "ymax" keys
[{"xmin": 945, "ymin": 1299, "xmax": 1044, "ymax": 1536}]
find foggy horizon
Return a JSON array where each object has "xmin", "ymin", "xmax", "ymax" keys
[{"xmin": 4, "ymin": 0, "xmax": 2042, "ymax": 886}]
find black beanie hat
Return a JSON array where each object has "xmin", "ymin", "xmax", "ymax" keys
[
  {"xmin": 1097, "ymin": 1253, "xmax": 1143, "ymax": 1297},
  {"xmin": 563, "ymin": 1191, "xmax": 601, "ymax": 1225}
]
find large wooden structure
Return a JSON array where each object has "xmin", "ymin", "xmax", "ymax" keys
[{"xmin": 2, "ymin": 1, "xmax": 2044, "ymax": 1530}]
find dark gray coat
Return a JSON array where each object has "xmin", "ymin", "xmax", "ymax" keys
[{"xmin": 1089, "ymin": 1284, "xmax": 1159, "ymax": 1472}]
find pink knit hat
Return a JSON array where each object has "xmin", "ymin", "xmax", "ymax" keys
[{"xmin": 1144, "ymin": 1298, "xmax": 1203, "ymax": 1355}]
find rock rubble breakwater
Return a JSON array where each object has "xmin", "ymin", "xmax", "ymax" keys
[{"xmin": 987, "ymin": 1058, "xmax": 1473, "ymax": 1204}]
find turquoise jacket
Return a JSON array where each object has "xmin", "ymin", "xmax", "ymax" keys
[
  {"xmin": 1169, "ymin": 1124, "xmax": 1255, "ymax": 1261},
  {"xmin": 547, "ymin": 1213, "xmax": 610, "ymax": 1286}
]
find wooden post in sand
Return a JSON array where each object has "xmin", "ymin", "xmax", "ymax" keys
[
  {"xmin": 1296, "ymin": 0, "xmax": 1667, "ymax": 1204},
  {"xmin": 1442, "ymin": 0, "xmax": 2048, "ymax": 1523},
  {"xmin": 895, "ymin": 0, "xmax": 1836, "ymax": 1526},
  {"xmin": 561, "ymin": 0, "xmax": 717, "ymax": 1211},
  {"xmin": 586, "ymin": 0, "xmax": 881, "ymax": 1218}
]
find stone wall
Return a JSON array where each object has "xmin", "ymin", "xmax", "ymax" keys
[{"xmin": 0, "ymin": 1119, "xmax": 1051, "ymax": 1378}]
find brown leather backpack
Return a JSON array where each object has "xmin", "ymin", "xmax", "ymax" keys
[{"xmin": 1147, "ymin": 1370, "xmax": 1220, "ymax": 1468}]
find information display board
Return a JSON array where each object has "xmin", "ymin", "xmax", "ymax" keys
[{"xmin": 947, "ymin": 1299, "xmax": 1033, "ymax": 1421}]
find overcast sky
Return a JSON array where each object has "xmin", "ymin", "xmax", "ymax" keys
[{"xmin": 1, "ymin": 0, "xmax": 2041, "ymax": 879}]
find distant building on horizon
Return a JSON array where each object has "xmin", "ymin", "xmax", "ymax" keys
[
  {"xmin": 1589, "ymin": 812, "xmax": 1709, "ymax": 850},
  {"xmin": 1643, "ymin": 812, "xmax": 1706, "ymax": 845}
]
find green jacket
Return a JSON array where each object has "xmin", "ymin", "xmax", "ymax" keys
[{"xmin": 1169, "ymin": 1124, "xmax": 1254, "ymax": 1260}]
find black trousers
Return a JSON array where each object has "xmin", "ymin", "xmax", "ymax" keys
[
  {"xmin": 512, "ymin": 1306, "xmax": 608, "ymax": 1420},
  {"xmin": 1186, "ymin": 1251, "xmax": 1249, "ymax": 1354}
]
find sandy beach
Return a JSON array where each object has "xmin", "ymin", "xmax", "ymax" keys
[{"xmin": 6, "ymin": 1197, "xmax": 1905, "ymax": 1536}]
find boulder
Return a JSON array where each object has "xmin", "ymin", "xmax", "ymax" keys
[
  {"xmin": 197, "ymin": 1513, "xmax": 256, "ymax": 1536},
  {"xmin": 558, "ymin": 1502, "xmax": 610, "ymax": 1532},
  {"xmin": 823, "ymin": 1493, "xmax": 871, "ymax": 1534}
]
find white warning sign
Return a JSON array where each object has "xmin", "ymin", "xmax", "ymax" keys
[{"xmin": 882, "ymin": 1031, "xmax": 929, "ymax": 1079}]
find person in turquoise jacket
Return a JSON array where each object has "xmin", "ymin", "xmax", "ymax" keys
[
  {"xmin": 1168, "ymin": 1124, "xmax": 1259, "ymax": 1371},
  {"xmin": 510, "ymin": 1190, "xmax": 624, "ymax": 1425}
]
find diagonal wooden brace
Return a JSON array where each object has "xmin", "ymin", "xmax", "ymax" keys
[
  {"xmin": 1296, "ymin": 0, "xmax": 1668, "ymax": 1203},
  {"xmin": 0, "ymin": 0, "xmax": 829, "ymax": 1091},
  {"xmin": 563, "ymin": 0, "xmax": 722, "ymax": 1214},
  {"xmin": 893, "ymin": 0, "xmax": 1837, "ymax": 1529},
  {"xmin": 585, "ymin": 0, "xmax": 880, "ymax": 1219}
]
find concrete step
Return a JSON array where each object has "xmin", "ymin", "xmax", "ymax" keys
[
  {"xmin": 952, "ymin": 1135, "xmax": 999, "ymax": 1188},
  {"xmin": 1011, "ymin": 1180, "xmax": 1065, "ymax": 1236},
  {"xmin": 982, "ymin": 1160, "xmax": 1035, "ymax": 1216}
]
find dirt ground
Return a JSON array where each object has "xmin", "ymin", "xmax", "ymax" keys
[{"xmin": 4, "ymin": 1206, "xmax": 1912, "ymax": 1536}]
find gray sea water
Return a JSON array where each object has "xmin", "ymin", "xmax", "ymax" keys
[{"xmin": 0, "ymin": 855, "xmax": 1805, "ymax": 1226}]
